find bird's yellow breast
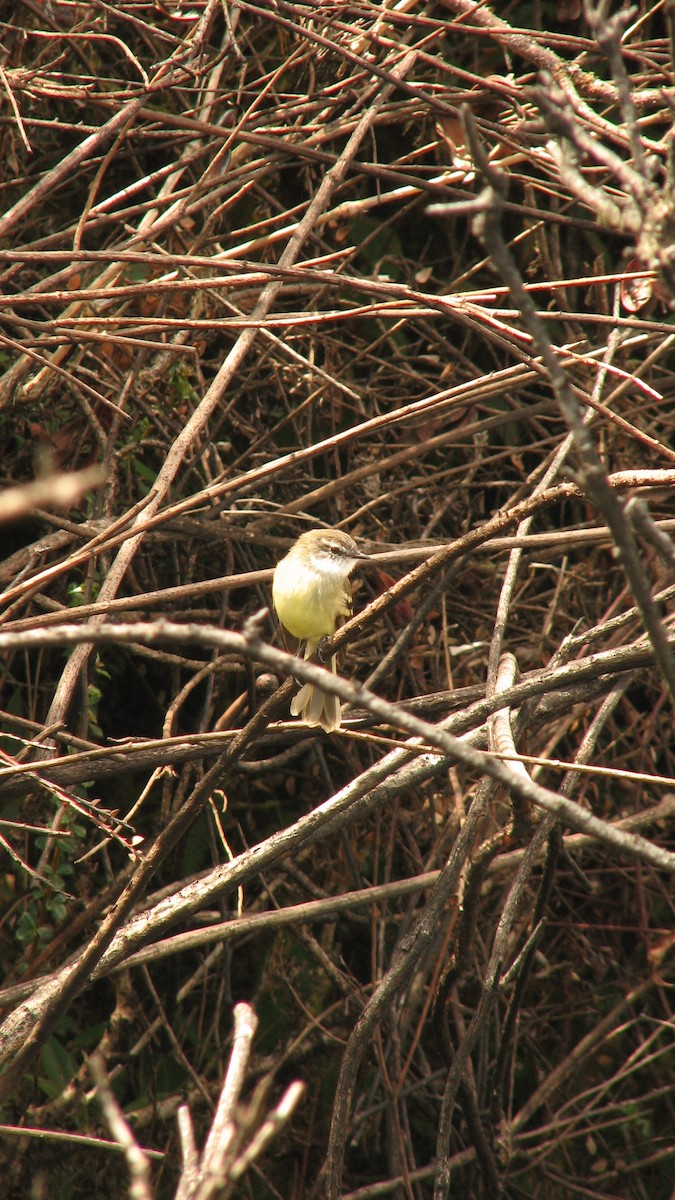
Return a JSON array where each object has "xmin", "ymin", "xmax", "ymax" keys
[{"xmin": 273, "ymin": 555, "xmax": 350, "ymax": 641}]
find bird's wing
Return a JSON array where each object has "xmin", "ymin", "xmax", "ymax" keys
[{"xmin": 333, "ymin": 579, "xmax": 354, "ymax": 669}]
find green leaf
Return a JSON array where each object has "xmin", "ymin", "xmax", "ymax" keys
[{"xmin": 38, "ymin": 1037, "xmax": 78, "ymax": 1098}]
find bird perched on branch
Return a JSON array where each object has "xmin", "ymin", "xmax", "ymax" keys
[{"xmin": 272, "ymin": 528, "xmax": 370, "ymax": 732}]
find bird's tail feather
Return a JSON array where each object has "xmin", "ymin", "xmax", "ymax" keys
[{"xmin": 290, "ymin": 647, "xmax": 341, "ymax": 731}]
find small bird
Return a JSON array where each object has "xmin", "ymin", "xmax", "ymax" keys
[{"xmin": 272, "ymin": 528, "xmax": 370, "ymax": 732}]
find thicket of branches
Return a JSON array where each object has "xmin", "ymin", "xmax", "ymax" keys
[{"xmin": 1, "ymin": 2, "xmax": 674, "ymax": 1198}]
